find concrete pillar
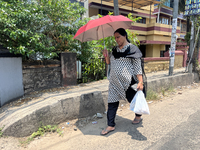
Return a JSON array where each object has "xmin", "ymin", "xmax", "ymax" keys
[
  {"xmin": 83, "ymin": 0, "xmax": 89, "ymax": 18},
  {"xmin": 61, "ymin": 52, "xmax": 77, "ymax": 86}
]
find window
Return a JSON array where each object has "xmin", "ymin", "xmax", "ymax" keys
[
  {"xmin": 159, "ymin": 17, "xmax": 169, "ymax": 25},
  {"xmin": 136, "ymin": 16, "xmax": 146, "ymax": 24},
  {"xmin": 181, "ymin": 24, "xmax": 187, "ymax": 32},
  {"xmin": 177, "ymin": 21, "xmax": 180, "ymax": 26}
]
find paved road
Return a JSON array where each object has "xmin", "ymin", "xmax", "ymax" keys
[{"xmin": 17, "ymin": 83, "xmax": 200, "ymax": 150}]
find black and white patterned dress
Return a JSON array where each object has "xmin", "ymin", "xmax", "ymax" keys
[{"xmin": 108, "ymin": 43, "xmax": 142, "ymax": 103}]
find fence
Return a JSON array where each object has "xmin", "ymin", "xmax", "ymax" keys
[{"xmin": 77, "ymin": 58, "xmax": 107, "ymax": 83}]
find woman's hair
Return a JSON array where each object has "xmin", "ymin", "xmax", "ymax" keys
[{"xmin": 114, "ymin": 28, "xmax": 130, "ymax": 43}]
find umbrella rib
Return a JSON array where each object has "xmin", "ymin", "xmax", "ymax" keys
[
  {"xmin": 96, "ymin": 25, "xmax": 100, "ymax": 40},
  {"xmin": 82, "ymin": 26, "xmax": 86, "ymax": 42}
]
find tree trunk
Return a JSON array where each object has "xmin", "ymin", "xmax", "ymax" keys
[
  {"xmin": 113, "ymin": 0, "xmax": 119, "ymax": 16},
  {"xmin": 197, "ymin": 33, "xmax": 200, "ymax": 61},
  {"xmin": 187, "ymin": 16, "xmax": 190, "ymax": 32}
]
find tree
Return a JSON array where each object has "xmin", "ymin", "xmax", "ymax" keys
[
  {"xmin": 38, "ymin": 0, "xmax": 87, "ymax": 55},
  {"xmin": 178, "ymin": 0, "xmax": 185, "ymax": 13},
  {"xmin": 0, "ymin": 0, "xmax": 54, "ymax": 58},
  {"xmin": 0, "ymin": 0, "xmax": 89, "ymax": 60}
]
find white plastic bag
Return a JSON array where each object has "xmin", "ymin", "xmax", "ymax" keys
[{"xmin": 130, "ymin": 90, "xmax": 150, "ymax": 115}]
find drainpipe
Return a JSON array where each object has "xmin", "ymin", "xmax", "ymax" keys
[
  {"xmin": 157, "ymin": 6, "xmax": 160, "ymax": 23},
  {"xmin": 149, "ymin": 3, "xmax": 151, "ymax": 23}
]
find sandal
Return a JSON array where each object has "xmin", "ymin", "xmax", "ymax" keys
[
  {"xmin": 100, "ymin": 128, "xmax": 115, "ymax": 136},
  {"xmin": 132, "ymin": 118, "xmax": 143, "ymax": 124}
]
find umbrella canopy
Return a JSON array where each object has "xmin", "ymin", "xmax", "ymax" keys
[{"xmin": 73, "ymin": 15, "xmax": 133, "ymax": 42}]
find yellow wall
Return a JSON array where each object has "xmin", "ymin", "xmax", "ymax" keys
[
  {"xmin": 146, "ymin": 35, "xmax": 171, "ymax": 42},
  {"xmin": 137, "ymin": 35, "xmax": 146, "ymax": 41},
  {"xmin": 174, "ymin": 55, "xmax": 183, "ymax": 68},
  {"xmin": 146, "ymin": 45, "xmax": 154, "ymax": 57},
  {"xmin": 146, "ymin": 44, "xmax": 163, "ymax": 57},
  {"xmin": 160, "ymin": 45, "xmax": 165, "ymax": 50},
  {"xmin": 152, "ymin": 45, "xmax": 161, "ymax": 57},
  {"xmin": 146, "ymin": 18, "xmax": 157, "ymax": 23}
]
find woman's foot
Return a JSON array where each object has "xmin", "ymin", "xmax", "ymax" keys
[
  {"xmin": 100, "ymin": 126, "xmax": 115, "ymax": 135},
  {"xmin": 132, "ymin": 116, "xmax": 143, "ymax": 124}
]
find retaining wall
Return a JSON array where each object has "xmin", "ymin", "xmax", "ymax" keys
[{"xmin": 0, "ymin": 72, "xmax": 198, "ymax": 137}]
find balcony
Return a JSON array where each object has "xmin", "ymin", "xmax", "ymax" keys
[
  {"xmin": 130, "ymin": 22, "xmax": 182, "ymax": 37},
  {"xmin": 130, "ymin": 22, "xmax": 186, "ymax": 45}
]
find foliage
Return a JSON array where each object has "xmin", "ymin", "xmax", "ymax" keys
[
  {"xmin": 20, "ymin": 124, "xmax": 62, "ymax": 146},
  {"xmin": 185, "ymin": 32, "xmax": 191, "ymax": 46},
  {"xmin": 168, "ymin": 85, "xmax": 175, "ymax": 93},
  {"xmin": 0, "ymin": 0, "xmax": 89, "ymax": 60},
  {"xmin": 31, "ymin": 124, "xmax": 62, "ymax": 138},
  {"xmin": 0, "ymin": 126, "xmax": 4, "ymax": 138},
  {"xmin": 37, "ymin": 0, "xmax": 89, "ymax": 57},
  {"xmin": 179, "ymin": 0, "xmax": 186, "ymax": 13},
  {"xmin": 161, "ymin": 87, "xmax": 166, "ymax": 96},
  {"xmin": 81, "ymin": 58, "xmax": 106, "ymax": 83},
  {"xmin": 0, "ymin": 0, "xmax": 54, "ymax": 58},
  {"xmin": 146, "ymin": 89, "xmax": 159, "ymax": 100}
]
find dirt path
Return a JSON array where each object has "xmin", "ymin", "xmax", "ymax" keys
[{"xmin": 0, "ymin": 82, "xmax": 199, "ymax": 150}]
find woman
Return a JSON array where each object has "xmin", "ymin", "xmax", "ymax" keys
[{"xmin": 101, "ymin": 28, "xmax": 145, "ymax": 135}]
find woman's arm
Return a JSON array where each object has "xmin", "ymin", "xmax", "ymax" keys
[
  {"xmin": 137, "ymin": 74, "xmax": 143, "ymax": 91},
  {"xmin": 132, "ymin": 58, "xmax": 143, "ymax": 91}
]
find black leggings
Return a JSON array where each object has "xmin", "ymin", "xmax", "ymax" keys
[{"xmin": 107, "ymin": 101, "xmax": 141, "ymax": 127}]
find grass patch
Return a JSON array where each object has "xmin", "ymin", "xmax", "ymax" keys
[
  {"xmin": 161, "ymin": 87, "xmax": 166, "ymax": 96},
  {"xmin": 19, "ymin": 124, "xmax": 63, "ymax": 147},
  {"xmin": 146, "ymin": 85, "xmax": 176, "ymax": 101},
  {"xmin": 146, "ymin": 89, "xmax": 159, "ymax": 100},
  {"xmin": 168, "ymin": 85, "xmax": 175, "ymax": 93},
  {"xmin": 0, "ymin": 126, "xmax": 4, "ymax": 138}
]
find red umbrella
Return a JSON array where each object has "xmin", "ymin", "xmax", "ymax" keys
[{"xmin": 73, "ymin": 15, "xmax": 133, "ymax": 42}]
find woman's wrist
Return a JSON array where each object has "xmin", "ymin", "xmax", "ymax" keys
[{"xmin": 138, "ymin": 81, "xmax": 143, "ymax": 85}]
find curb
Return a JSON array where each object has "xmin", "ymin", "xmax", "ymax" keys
[{"xmin": 0, "ymin": 72, "xmax": 198, "ymax": 137}]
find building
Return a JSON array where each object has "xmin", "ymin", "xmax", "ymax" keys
[{"xmin": 87, "ymin": 0, "xmax": 187, "ymax": 58}]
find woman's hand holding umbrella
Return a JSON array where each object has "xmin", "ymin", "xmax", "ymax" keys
[
  {"xmin": 103, "ymin": 49, "xmax": 110, "ymax": 65},
  {"xmin": 103, "ymin": 49, "xmax": 108, "ymax": 57}
]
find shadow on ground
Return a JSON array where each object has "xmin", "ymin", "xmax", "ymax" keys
[{"xmin": 75, "ymin": 112, "xmax": 147, "ymax": 141}]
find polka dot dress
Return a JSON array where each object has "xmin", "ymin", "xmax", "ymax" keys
[{"xmin": 108, "ymin": 44, "xmax": 142, "ymax": 103}]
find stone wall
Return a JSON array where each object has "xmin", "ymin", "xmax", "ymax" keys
[
  {"xmin": 22, "ymin": 52, "xmax": 77, "ymax": 94},
  {"xmin": 144, "ymin": 50, "xmax": 185, "ymax": 73},
  {"xmin": 144, "ymin": 57, "xmax": 170, "ymax": 73},
  {"xmin": 23, "ymin": 61, "xmax": 61, "ymax": 94}
]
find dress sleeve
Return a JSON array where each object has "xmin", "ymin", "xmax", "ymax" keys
[{"xmin": 132, "ymin": 58, "xmax": 142, "ymax": 75}]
